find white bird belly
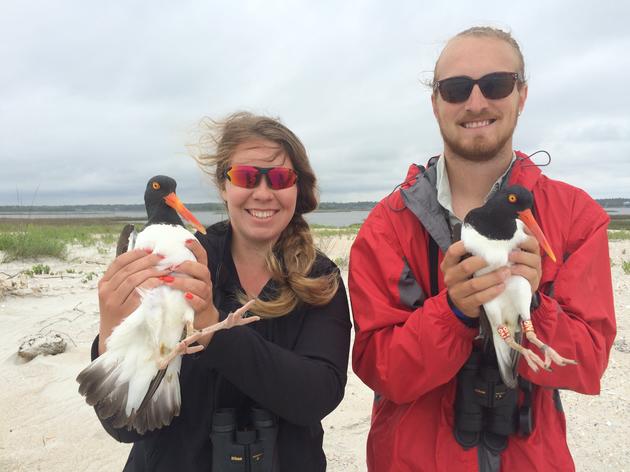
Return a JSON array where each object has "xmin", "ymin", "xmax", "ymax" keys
[
  {"xmin": 483, "ymin": 275, "xmax": 531, "ymax": 324},
  {"xmin": 135, "ymin": 224, "xmax": 196, "ymax": 269}
]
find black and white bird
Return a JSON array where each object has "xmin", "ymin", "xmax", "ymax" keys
[
  {"xmin": 461, "ymin": 185, "xmax": 576, "ymax": 388},
  {"xmin": 77, "ymin": 175, "xmax": 256, "ymax": 433}
]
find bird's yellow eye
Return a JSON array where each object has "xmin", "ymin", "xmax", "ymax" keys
[
  {"xmin": 152, "ymin": 182, "xmax": 160, "ymax": 190},
  {"xmin": 508, "ymin": 194, "xmax": 517, "ymax": 203}
]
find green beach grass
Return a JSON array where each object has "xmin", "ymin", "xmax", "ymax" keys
[
  {"xmin": 0, "ymin": 219, "xmax": 127, "ymax": 262},
  {"xmin": 1, "ymin": 215, "xmax": 628, "ymax": 262}
]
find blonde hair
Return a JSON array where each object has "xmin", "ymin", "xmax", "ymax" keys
[
  {"xmin": 192, "ymin": 112, "xmax": 339, "ymax": 317},
  {"xmin": 433, "ymin": 26, "xmax": 526, "ymax": 87}
]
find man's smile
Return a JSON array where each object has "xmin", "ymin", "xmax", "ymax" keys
[{"xmin": 461, "ymin": 119, "xmax": 496, "ymax": 129}]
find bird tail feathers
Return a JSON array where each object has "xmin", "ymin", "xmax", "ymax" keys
[
  {"xmin": 127, "ymin": 356, "xmax": 182, "ymax": 434},
  {"xmin": 77, "ymin": 351, "xmax": 182, "ymax": 434},
  {"xmin": 77, "ymin": 352, "xmax": 132, "ymax": 427}
]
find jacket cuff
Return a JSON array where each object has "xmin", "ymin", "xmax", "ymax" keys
[
  {"xmin": 429, "ymin": 290, "xmax": 479, "ymax": 338},
  {"xmin": 447, "ymin": 294, "xmax": 480, "ymax": 328}
]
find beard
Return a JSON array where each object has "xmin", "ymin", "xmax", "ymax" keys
[{"xmin": 438, "ymin": 113, "xmax": 518, "ymax": 162}]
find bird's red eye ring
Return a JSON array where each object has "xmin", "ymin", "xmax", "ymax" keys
[
  {"xmin": 508, "ymin": 194, "xmax": 517, "ymax": 203},
  {"xmin": 152, "ymin": 182, "xmax": 160, "ymax": 190}
]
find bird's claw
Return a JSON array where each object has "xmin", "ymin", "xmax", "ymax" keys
[
  {"xmin": 541, "ymin": 344, "xmax": 578, "ymax": 368},
  {"xmin": 160, "ymin": 300, "xmax": 261, "ymax": 368},
  {"xmin": 198, "ymin": 299, "xmax": 260, "ymax": 336},
  {"xmin": 158, "ymin": 334, "xmax": 205, "ymax": 369},
  {"xmin": 520, "ymin": 348, "xmax": 550, "ymax": 373}
]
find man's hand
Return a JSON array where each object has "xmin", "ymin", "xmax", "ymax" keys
[
  {"xmin": 509, "ymin": 229, "xmax": 542, "ymax": 294},
  {"xmin": 441, "ymin": 240, "xmax": 510, "ymax": 318}
]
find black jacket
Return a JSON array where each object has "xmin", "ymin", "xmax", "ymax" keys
[{"xmin": 91, "ymin": 221, "xmax": 352, "ymax": 471}]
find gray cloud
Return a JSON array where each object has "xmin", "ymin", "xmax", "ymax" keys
[{"xmin": 1, "ymin": 0, "xmax": 629, "ymax": 206}]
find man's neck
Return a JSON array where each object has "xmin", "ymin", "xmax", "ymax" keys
[{"xmin": 444, "ymin": 149, "xmax": 514, "ymax": 220}]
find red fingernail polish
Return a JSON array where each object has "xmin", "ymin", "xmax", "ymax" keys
[
  {"xmin": 185, "ymin": 292, "xmax": 193, "ymax": 300},
  {"xmin": 144, "ymin": 248, "xmax": 152, "ymax": 254},
  {"xmin": 185, "ymin": 239, "xmax": 195, "ymax": 244},
  {"xmin": 160, "ymin": 275, "xmax": 175, "ymax": 283}
]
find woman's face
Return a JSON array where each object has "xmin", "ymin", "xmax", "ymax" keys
[{"xmin": 221, "ymin": 139, "xmax": 298, "ymax": 250}]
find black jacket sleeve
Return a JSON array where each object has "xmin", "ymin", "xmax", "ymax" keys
[{"xmin": 198, "ymin": 280, "xmax": 352, "ymax": 426}]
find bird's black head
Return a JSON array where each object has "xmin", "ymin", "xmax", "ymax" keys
[
  {"xmin": 144, "ymin": 175, "xmax": 184, "ymax": 227},
  {"xmin": 464, "ymin": 185, "xmax": 534, "ymax": 240},
  {"xmin": 492, "ymin": 185, "xmax": 534, "ymax": 217}
]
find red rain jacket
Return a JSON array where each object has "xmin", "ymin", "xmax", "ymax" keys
[{"xmin": 349, "ymin": 153, "xmax": 616, "ymax": 472}]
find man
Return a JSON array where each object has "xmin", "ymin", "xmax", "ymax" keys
[{"xmin": 349, "ymin": 26, "xmax": 616, "ymax": 471}]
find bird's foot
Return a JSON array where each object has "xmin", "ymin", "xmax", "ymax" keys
[
  {"xmin": 519, "ymin": 347, "xmax": 550, "ymax": 373},
  {"xmin": 540, "ymin": 344, "xmax": 578, "ymax": 369},
  {"xmin": 157, "ymin": 336, "xmax": 205, "ymax": 370},
  {"xmin": 524, "ymin": 330, "xmax": 578, "ymax": 369},
  {"xmin": 172, "ymin": 300, "xmax": 261, "ymax": 360},
  {"xmin": 197, "ymin": 299, "xmax": 260, "ymax": 337}
]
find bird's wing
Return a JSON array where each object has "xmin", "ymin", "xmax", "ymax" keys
[{"xmin": 116, "ymin": 224, "xmax": 136, "ymax": 256}]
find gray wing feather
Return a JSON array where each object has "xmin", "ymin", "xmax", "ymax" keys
[{"xmin": 116, "ymin": 224, "xmax": 136, "ymax": 256}]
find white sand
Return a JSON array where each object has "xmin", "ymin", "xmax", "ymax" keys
[{"xmin": 0, "ymin": 236, "xmax": 628, "ymax": 471}]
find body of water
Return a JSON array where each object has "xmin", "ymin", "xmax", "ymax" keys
[
  {"xmin": 1, "ymin": 207, "xmax": 628, "ymax": 225},
  {"xmin": 604, "ymin": 207, "xmax": 630, "ymax": 215},
  {"xmin": 0, "ymin": 210, "xmax": 373, "ymax": 227}
]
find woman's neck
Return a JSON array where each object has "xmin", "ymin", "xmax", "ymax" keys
[{"xmin": 230, "ymin": 232, "xmax": 274, "ymax": 298}]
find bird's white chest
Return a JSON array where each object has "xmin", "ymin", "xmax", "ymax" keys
[
  {"xmin": 107, "ymin": 224, "xmax": 198, "ymax": 355},
  {"xmin": 461, "ymin": 220, "xmax": 529, "ymax": 276},
  {"xmin": 134, "ymin": 224, "xmax": 196, "ymax": 268}
]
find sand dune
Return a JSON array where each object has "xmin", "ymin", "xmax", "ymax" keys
[{"xmin": 0, "ymin": 237, "xmax": 628, "ymax": 471}]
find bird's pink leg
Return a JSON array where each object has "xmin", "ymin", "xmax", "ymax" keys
[
  {"xmin": 157, "ymin": 335, "xmax": 204, "ymax": 370},
  {"xmin": 521, "ymin": 320, "xmax": 578, "ymax": 369},
  {"xmin": 497, "ymin": 324, "xmax": 548, "ymax": 372},
  {"xmin": 178, "ymin": 299, "xmax": 260, "ymax": 347},
  {"xmin": 157, "ymin": 301, "xmax": 260, "ymax": 370}
]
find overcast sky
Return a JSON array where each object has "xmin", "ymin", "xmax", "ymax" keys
[{"xmin": 1, "ymin": 0, "xmax": 629, "ymax": 206}]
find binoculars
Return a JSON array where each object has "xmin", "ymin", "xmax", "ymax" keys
[
  {"xmin": 454, "ymin": 350, "xmax": 522, "ymax": 453},
  {"xmin": 211, "ymin": 407, "xmax": 279, "ymax": 472}
]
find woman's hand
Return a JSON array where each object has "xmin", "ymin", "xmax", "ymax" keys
[{"xmin": 98, "ymin": 249, "xmax": 171, "ymax": 354}]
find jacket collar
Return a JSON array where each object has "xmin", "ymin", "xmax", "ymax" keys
[{"xmin": 399, "ymin": 151, "xmax": 542, "ymax": 252}]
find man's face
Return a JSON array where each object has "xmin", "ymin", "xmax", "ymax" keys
[{"xmin": 431, "ymin": 36, "xmax": 528, "ymax": 162}]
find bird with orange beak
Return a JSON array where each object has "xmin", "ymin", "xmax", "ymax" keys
[
  {"xmin": 77, "ymin": 175, "xmax": 258, "ymax": 433},
  {"xmin": 461, "ymin": 184, "xmax": 577, "ymax": 388}
]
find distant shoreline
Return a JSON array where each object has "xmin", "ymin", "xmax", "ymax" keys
[{"xmin": 0, "ymin": 199, "xmax": 627, "ymax": 215}]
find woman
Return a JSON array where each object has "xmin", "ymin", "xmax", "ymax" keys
[{"xmin": 93, "ymin": 112, "xmax": 351, "ymax": 471}]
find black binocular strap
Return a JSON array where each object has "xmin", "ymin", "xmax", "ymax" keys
[{"xmin": 429, "ymin": 235, "xmax": 440, "ymax": 297}]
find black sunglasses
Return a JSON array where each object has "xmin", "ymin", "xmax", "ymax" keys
[{"xmin": 434, "ymin": 72, "xmax": 522, "ymax": 104}]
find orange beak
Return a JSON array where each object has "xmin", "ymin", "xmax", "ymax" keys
[
  {"xmin": 518, "ymin": 209, "xmax": 556, "ymax": 263},
  {"xmin": 163, "ymin": 192, "xmax": 207, "ymax": 235}
]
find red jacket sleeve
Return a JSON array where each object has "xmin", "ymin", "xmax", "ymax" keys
[
  {"xmin": 350, "ymin": 202, "xmax": 477, "ymax": 404},
  {"xmin": 519, "ymin": 189, "xmax": 616, "ymax": 394}
]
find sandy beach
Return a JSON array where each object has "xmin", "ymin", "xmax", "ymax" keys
[{"xmin": 0, "ymin": 234, "xmax": 628, "ymax": 471}]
